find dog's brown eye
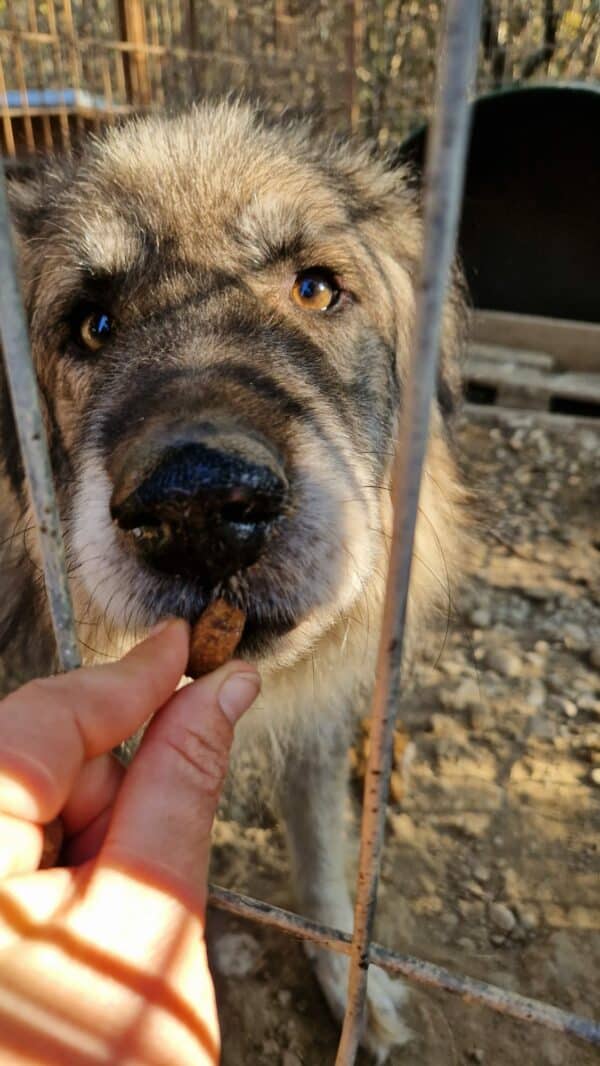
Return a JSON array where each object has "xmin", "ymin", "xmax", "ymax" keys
[
  {"xmin": 291, "ymin": 270, "xmax": 339, "ymax": 312},
  {"xmin": 79, "ymin": 310, "xmax": 113, "ymax": 351}
]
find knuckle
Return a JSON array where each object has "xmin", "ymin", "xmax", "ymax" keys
[{"xmin": 164, "ymin": 723, "xmax": 229, "ymax": 798}]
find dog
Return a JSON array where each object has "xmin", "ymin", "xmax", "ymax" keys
[{"xmin": 1, "ymin": 100, "xmax": 467, "ymax": 1060}]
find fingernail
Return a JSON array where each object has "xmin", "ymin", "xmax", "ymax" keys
[{"xmin": 218, "ymin": 672, "xmax": 261, "ymax": 725}]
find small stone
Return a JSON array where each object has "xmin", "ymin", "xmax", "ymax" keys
[
  {"xmin": 440, "ymin": 678, "xmax": 480, "ymax": 711},
  {"xmin": 485, "ymin": 648, "xmax": 521, "ymax": 678},
  {"xmin": 562, "ymin": 698, "xmax": 578, "ymax": 718},
  {"xmin": 470, "ymin": 607, "xmax": 491, "ymax": 628},
  {"xmin": 548, "ymin": 694, "xmax": 578, "ymax": 719},
  {"xmin": 514, "ymin": 904, "xmax": 539, "ymax": 931},
  {"xmin": 277, "ymin": 990, "xmax": 292, "ymax": 1008},
  {"xmin": 526, "ymin": 586, "xmax": 555, "ymax": 601},
  {"xmin": 590, "ymin": 768, "xmax": 600, "ymax": 786},
  {"xmin": 490, "ymin": 933, "xmax": 506, "ymax": 947},
  {"xmin": 442, "ymin": 912, "xmax": 459, "ymax": 931},
  {"xmin": 440, "ymin": 659, "xmax": 466, "ymax": 678},
  {"xmin": 457, "ymin": 936, "xmax": 476, "ymax": 952},
  {"xmin": 489, "ymin": 902, "xmax": 516, "ymax": 933},
  {"xmin": 458, "ymin": 899, "xmax": 485, "ymax": 921},
  {"xmin": 212, "ymin": 932, "xmax": 263, "ymax": 978},
  {"xmin": 528, "ymin": 714, "xmax": 557, "ymax": 741},
  {"xmin": 534, "ymin": 640, "xmax": 550, "ymax": 654},
  {"xmin": 431, "ymin": 713, "xmax": 469, "ymax": 741},
  {"xmin": 579, "ymin": 429, "xmax": 599, "ymax": 452},
  {"xmin": 563, "ymin": 623, "xmax": 588, "ymax": 652},
  {"xmin": 525, "ymin": 682, "xmax": 546, "ymax": 710},
  {"xmin": 469, "ymin": 1050, "xmax": 485, "ymax": 1064},
  {"xmin": 469, "ymin": 705, "xmax": 494, "ymax": 731},
  {"xmin": 589, "ymin": 647, "xmax": 600, "ymax": 670},
  {"xmin": 473, "ymin": 864, "xmax": 491, "ymax": 883},
  {"xmin": 454, "ymin": 813, "xmax": 492, "ymax": 839},
  {"xmin": 388, "ymin": 812, "xmax": 417, "ymax": 843},
  {"xmin": 502, "ymin": 868, "xmax": 519, "ymax": 898},
  {"xmin": 465, "ymin": 879, "xmax": 486, "ymax": 898},
  {"xmin": 577, "ymin": 694, "xmax": 600, "ymax": 714},
  {"xmin": 389, "ymin": 770, "xmax": 404, "ymax": 804}
]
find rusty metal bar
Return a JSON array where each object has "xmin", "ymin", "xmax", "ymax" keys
[
  {"xmin": 335, "ymin": 2, "xmax": 483, "ymax": 1062},
  {"xmin": 208, "ymin": 885, "xmax": 600, "ymax": 1047},
  {"xmin": 0, "ymin": 166, "xmax": 81, "ymax": 672}
]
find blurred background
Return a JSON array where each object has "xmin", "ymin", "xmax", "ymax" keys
[{"xmin": 0, "ymin": 0, "xmax": 598, "ymax": 157}]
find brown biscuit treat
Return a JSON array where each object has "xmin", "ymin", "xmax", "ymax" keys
[
  {"xmin": 187, "ymin": 599, "xmax": 246, "ymax": 678},
  {"xmin": 40, "ymin": 817, "xmax": 64, "ymax": 869}
]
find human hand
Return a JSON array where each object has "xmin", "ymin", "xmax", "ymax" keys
[{"xmin": 0, "ymin": 619, "xmax": 260, "ymax": 1065}]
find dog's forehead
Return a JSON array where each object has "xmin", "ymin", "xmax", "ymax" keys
[{"xmin": 75, "ymin": 111, "xmax": 349, "ymax": 277}]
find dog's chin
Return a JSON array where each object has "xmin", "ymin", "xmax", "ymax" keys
[{"xmin": 237, "ymin": 610, "xmax": 299, "ymax": 657}]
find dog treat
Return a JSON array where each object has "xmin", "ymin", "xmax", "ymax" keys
[
  {"xmin": 186, "ymin": 599, "xmax": 246, "ymax": 678},
  {"xmin": 40, "ymin": 817, "xmax": 64, "ymax": 869}
]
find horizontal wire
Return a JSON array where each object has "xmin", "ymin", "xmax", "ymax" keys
[{"xmin": 208, "ymin": 884, "xmax": 600, "ymax": 1048}]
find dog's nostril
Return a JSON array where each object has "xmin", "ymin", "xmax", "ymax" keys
[
  {"xmin": 130, "ymin": 521, "xmax": 174, "ymax": 551},
  {"xmin": 220, "ymin": 499, "xmax": 253, "ymax": 524},
  {"xmin": 219, "ymin": 494, "xmax": 281, "ymax": 526}
]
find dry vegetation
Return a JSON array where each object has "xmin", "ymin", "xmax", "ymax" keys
[{"xmin": 1, "ymin": 1, "xmax": 599, "ymax": 145}]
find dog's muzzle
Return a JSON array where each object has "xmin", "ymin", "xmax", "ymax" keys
[{"xmin": 109, "ymin": 419, "xmax": 288, "ymax": 585}]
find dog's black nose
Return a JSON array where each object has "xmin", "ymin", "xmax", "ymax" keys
[{"xmin": 110, "ymin": 439, "xmax": 287, "ymax": 583}]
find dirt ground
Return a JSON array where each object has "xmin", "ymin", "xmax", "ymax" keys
[{"xmin": 209, "ymin": 411, "xmax": 600, "ymax": 1066}]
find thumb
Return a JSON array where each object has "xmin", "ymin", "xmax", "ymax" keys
[{"xmin": 98, "ymin": 661, "xmax": 260, "ymax": 913}]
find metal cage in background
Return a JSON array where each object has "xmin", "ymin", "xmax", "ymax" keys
[{"xmin": 0, "ymin": 2, "xmax": 599, "ymax": 1063}]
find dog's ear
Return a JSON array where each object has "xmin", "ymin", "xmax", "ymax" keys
[
  {"xmin": 7, "ymin": 171, "xmax": 52, "ymax": 241},
  {"xmin": 6, "ymin": 173, "xmax": 52, "ymax": 310}
]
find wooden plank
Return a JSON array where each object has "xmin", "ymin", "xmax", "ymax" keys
[
  {"xmin": 115, "ymin": 0, "xmax": 152, "ymax": 107},
  {"xmin": 465, "ymin": 355, "xmax": 600, "ymax": 414},
  {"xmin": 466, "ymin": 341, "xmax": 555, "ymax": 372},
  {"xmin": 464, "ymin": 402, "xmax": 600, "ymax": 431},
  {"xmin": 471, "ymin": 310, "xmax": 600, "ymax": 373}
]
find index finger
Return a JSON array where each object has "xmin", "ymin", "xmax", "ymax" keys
[{"xmin": 0, "ymin": 619, "xmax": 189, "ymax": 823}]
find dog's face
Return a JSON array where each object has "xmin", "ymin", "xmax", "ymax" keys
[{"xmin": 8, "ymin": 103, "xmax": 463, "ymax": 667}]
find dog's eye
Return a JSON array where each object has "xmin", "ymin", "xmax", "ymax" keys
[
  {"xmin": 79, "ymin": 310, "xmax": 113, "ymax": 352},
  {"xmin": 291, "ymin": 270, "xmax": 339, "ymax": 312}
]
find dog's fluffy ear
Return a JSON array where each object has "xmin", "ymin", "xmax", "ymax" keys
[
  {"xmin": 7, "ymin": 173, "xmax": 48, "ymax": 239},
  {"xmin": 6, "ymin": 174, "xmax": 52, "ymax": 309}
]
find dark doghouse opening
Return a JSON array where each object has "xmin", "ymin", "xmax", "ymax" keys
[
  {"xmin": 397, "ymin": 85, "xmax": 600, "ymax": 325},
  {"xmin": 464, "ymin": 381, "xmax": 498, "ymax": 405},
  {"xmin": 549, "ymin": 395, "xmax": 600, "ymax": 419}
]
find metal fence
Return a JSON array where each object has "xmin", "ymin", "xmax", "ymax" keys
[{"xmin": 0, "ymin": 1, "xmax": 599, "ymax": 1063}]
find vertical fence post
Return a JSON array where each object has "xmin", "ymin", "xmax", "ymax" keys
[
  {"xmin": 345, "ymin": 0, "xmax": 362, "ymax": 133},
  {"xmin": 116, "ymin": 0, "xmax": 152, "ymax": 107},
  {"xmin": 335, "ymin": 2, "xmax": 482, "ymax": 1062},
  {"xmin": 0, "ymin": 166, "xmax": 80, "ymax": 673}
]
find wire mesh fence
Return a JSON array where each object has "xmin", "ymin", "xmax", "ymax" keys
[{"xmin": 0, "ymin": 1, "xmax": 599, "ymax": 1063}]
